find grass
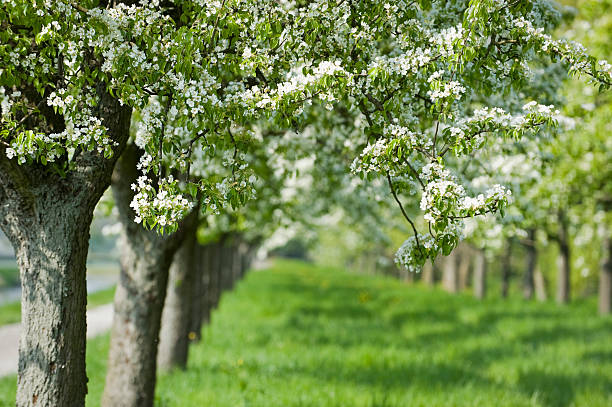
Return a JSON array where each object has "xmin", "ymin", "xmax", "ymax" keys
[
  {"xmin": 0, "ymin": 286, "xmax": 116, "ymax": 327},
  {"xmin": 2, "ymin": 259, "xmax": 612, "ymax": 406},
  {"xmin": 0, "ymin": 266, "xmax": 19, "ymax": 288}
]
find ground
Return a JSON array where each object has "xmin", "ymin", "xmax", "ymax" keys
[{"xmin": 1, "ymin": 259, "xmax": 611, "ymax": 406}]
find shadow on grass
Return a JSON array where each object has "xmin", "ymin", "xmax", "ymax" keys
[{"xmin": 256, "ymin": 263, "xmax": 612, "ymax": 406}]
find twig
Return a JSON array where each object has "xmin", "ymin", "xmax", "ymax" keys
[
  {"xmin": 71, "ymin": 2, "xmax": 89, "ymax": 13},
  {"xmin": 386, "ymin": 172, "xmax": 424, "ymax": 255}
]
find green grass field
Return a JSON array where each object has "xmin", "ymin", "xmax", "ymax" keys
[
  {"xmin": 0, "ymin": 265, "xmax": 19, "ymax": 288},
  {"xmin": 1, "ymin": 259, "xmax": 612, "ymax": 406}
]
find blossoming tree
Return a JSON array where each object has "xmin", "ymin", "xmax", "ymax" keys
[{"xmin": 1, "ymin": 0, "xmax": 611, "ymax": 406}]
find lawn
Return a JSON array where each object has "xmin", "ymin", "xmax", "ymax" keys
[
  {"xmin": 1, "ymin": 259, "xmax": 612, "ymax": 406},
  {"xmin": 0, "ymin": 265, "xmax": 19, "ymax": 288}
]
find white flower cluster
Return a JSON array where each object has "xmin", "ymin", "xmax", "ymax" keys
[
  {"xmin": 512, "ymin": 17, "xmax": 612, "ymax": 85},
  {"xmin": 130, "ymin": 175, "xmax": 193, "ymax": 232},
  {"xmin": 351, "ymin": 124, "xmax": 433, "ymax": 176},
  {"xmin": 369, "ymin": 47, "xmax": 432, "ymax": 77},
  {"xmin": 427, "ymin": 80, "xmax": 466, "ymax": 103},
  {"xmin": 429, "ymin": 24, "xmax": 465, "ymax": 57},
  {"xmin": 522, "ymin": 101, "xmax": 559, "ymax": 116},
  {"xmin": 419, "ymin": 162, "xmax": 512, "ymax": 230},
  {"xmin": 135, "ymin": 101, "xmax": 163, "ymax": 149},
  {"xmin": 394, "ymin": 234, "xmax": 436, "ymax": 272},
  {"xmin": 420, "ymin": 162, "xmax": 450, "ymax": 183},
  {"xmin": 245, "ymin": 61, "xmax": 347, "ymax": 111}
]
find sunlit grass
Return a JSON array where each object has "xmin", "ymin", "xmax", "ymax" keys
[{"xmin": 1, "ymin": 259, "xmax": 611, "ymax": 406}]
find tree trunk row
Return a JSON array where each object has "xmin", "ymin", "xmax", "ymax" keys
[{"xmin": 103, "ymin": 188, "xmax": 258, "ymax": 407}]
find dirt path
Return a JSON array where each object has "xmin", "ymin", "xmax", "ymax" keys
[{"xmin": 0, "ymin": 303, "xmax": 114, "ymax": 377}]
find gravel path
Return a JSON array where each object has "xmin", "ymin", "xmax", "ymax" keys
[{"xmin": 0, "ymin": 303, "xmax": 114, "ymax": 377}]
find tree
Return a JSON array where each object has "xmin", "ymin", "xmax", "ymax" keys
[
  {"xmin": 102, "ymin": 145, "xmax": 194, "ymax": 407},
  {"xmin": 2, "ymin": 1, "xmax": 611, "ymax": 405},
  {"xmin": 1, "ymin": 4, "xmax": 132, "ymax": 404}
]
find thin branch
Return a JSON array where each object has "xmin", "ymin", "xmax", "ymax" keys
[
  {"xmin": 386, "ymin": 172, "xmax": 423, "ymax": 254},
  {"xmin": 157, "ymin": 95, "xmax": 173, "ymax": 187},
  {"xmin": 228, "ymin": 127, "xmax": 238, "ymax": 178},
  {"xmin": 71, "ymin": 2, "xmax": 89, "ymax": 13},
  {"xmin": 16, "ymin": 99, "xmax": 45, "ymax": 126},
  {"xmin": 184, "ymin": 129, "xmax": 209, "ymax": 181},
  {"xmin": 207, "ymin": 0, "xmax": 227, "ymax": 52},
  {"xmin": 432, "ymin": 120, "xmax": 440, "ymax": 156},
  {"xmin": 402, "ymin": 157, "xmax": 425, "ymax": 189}
]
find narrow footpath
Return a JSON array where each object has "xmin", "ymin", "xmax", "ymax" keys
[{"xmin": 0, "ymin": 304, "xmax": 114, "ymax": 377}]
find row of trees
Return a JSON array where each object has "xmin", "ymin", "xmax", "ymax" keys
[
  {"xmin": 312, "ymin": 0, "xmax": 612, "ymax": 314},
  {"xmin": 1, "ymin": 0, "xmax": 611, "ymax": 405}
]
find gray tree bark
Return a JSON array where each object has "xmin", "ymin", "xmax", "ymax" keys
[
  {"xmin": 102, "ymin": 145, "xmax": 187, "ymax": 407},
  {"xmin": 599, "ymin": 236, "xmax": 612, "ymax": 315},
  {"xmin": 187, "ymin": 243, "xmax": 207, "ymax": 343},
  {"xmin": 522, "ymin": 229, "xmax": 537, "ymax": 300},
  {"xmin": 157, "ymin": 215, "xmax": 199, "ymax": 371},
  {"xmin": 422, "ymin": 260, "xmax": 435, "ymax": 286},
  {"xmin": 0, "ymin": 91, "xmax": 131, "ymax": 407},
  {"xmin": 556, "ymin": 212, "xmax": 571, "ymax": 304},
  {"xmin": 457, "ymin": 246, "xmax": 471, "ymax": 291},
  {"xmin": 501, "ymin": 240, "xmax": 512, "ymax": 298},
  {"xmin": 220, "ymin": 239, "xmax": 235, "ymax": 292},
  {"xmin": 442, "ymin": 251, "xmax": 459, "ymax": 293},
  {"xmin": 239, "ymin": 242, "xmax": 248, "ymax": 278},
  {"xmin": 209, "ymin": 241, "xmax": 222, "ymax": 310},
  {"xmin": 473, "ymin": 249, "xmax": 487, "ymax": 300},
  {"xmin": 534, "ymin": 268, "xmax": 548, "ymax": 302}
]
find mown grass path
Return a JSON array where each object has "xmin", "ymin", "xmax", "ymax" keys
[{"xmin": 2, "ymin": 259, "xmax": 612, "ymax": 406}]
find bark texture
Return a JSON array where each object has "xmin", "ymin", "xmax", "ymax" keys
[
  {"xmin": 534, "ymin": 268, "xmax": 548, "ymax": 302},
  {"xmin": 157, "ymin": 217, "xmax": 198, "ymax": 371},
  {"xmin": 442, "ymin": 252, "xmax": 459, "ymax": 293},
  {"xmin": 220, "ymin": 239, "xmax": 235, "ymax": 292},
  {"xmin": 457, "ymin": 246, "xmax": 471, "ymax": 291},
  {"xmin": 501, "ymin": 240, "xmax": 512, "ymax": 298},
  {"xmin": 0, "ymin": 91, "xmax": 130, "ymax": 407},
  {"xmin": 473, "ymin": 249, "xmax": 487, "ymax": 300},
  {"xmin": 522, "ymin": 229, "xmax": 537, "ymax": 300},
  {"xmin": 556, "ymin": 213, "xmax": 571, "ymax": 304},
  {"xmin": 599, "ymin": 236, "xmax": 612, "ymax": 315},
  {"xmin": 422, "ymin": 260, "xmax": 435, "ymax": 286},
  {"xmin": 187, "ymin": 243, "xmax": 208, "ymax": 343},
  {"xmin": 102, "ymin": 145, "xmax": 186, "ymax": 407}
]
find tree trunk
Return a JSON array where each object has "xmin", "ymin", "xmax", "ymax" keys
[
  {"xmin": 102, "ymin": 145, "xmax": 187, "ymax": 407},
  {"xmin": 209, "ymin": 241, "xmax": 222, "ymax": 310},
  {"xmin": 534, "ymin": 268, "xmax": 548, "ymax": 302},
  {"xmin": 220, "ymin": 240, "xmax": 233, "ymax": 293},
  {"xmin": 239, "ymin": 241, "xmax": 250, "ymax": 278},
  {"xmin": 442, "ymin": 252, "xmax": 459, "ymax": 293},
  {"xmin": 231, "ymin": 240, "xmax": 242, "ymax": 286},
  {"xmin": 0, "ymin": 92, "xmax": 130, "ymax": 406},
  {"xmin": 457, "ymin": 246, "xmax": 471, "ymax": 291},
  {"xmin": 599, "ymin": 235, "xmax": 612, "ymax": 315},
  {"xmin": 14, "ymin": 205, "xmax": 90, "ymax": 407},
  {"xmin": 473, "ymin": 249, "xmax": 487, "ymax": 300},
  {"xmin": 187, "ymin": 243, "xmax": 207, "ymax": 343},
  {"xmin": 501, "ymin": 240, "xmax": 512, "ymax": 298},
  {"xmin": 522, "ymin": 229, "xmax": 537, "ymax": 300},
  {"xmin": 157, "ymin": 215, "xmax": 199, "ymax": 371},
  {"xmin": 556, "ymin": 213, "xmax": 571, "ymax": 304},
  {"xmin": 422, "ymin": 260, "xmax": 435, "ymax": 286}
]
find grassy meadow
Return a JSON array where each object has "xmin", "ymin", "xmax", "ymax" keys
[{"xmin": 1, "ymin": 259, "xmax": 611, "ymax": 406}]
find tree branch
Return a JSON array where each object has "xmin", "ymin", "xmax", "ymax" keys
[{"xmin": 386, "ymin": 172, "xmax": 423, "ymax": 254}]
